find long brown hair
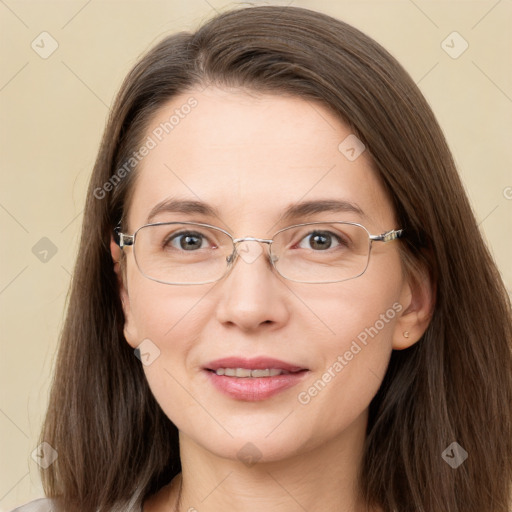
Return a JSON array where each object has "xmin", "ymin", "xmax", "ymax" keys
[{"xmin": 40, "ymin": 5, "xmax": 512, "ymax": 511}]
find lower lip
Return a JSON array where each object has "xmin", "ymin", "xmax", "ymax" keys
[{"xmin": 205, "ymin": 370, "xmax": 309, "ymax": 401}]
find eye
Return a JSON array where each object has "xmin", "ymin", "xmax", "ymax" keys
[
  {"xmin": 297, "ymin": 230, "xmax": 346, "ymax": 251},
  {"xmin": 165, "ymin": 231, "xmax": 210, "ymax": 251}
]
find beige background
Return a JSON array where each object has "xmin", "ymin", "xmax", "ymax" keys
[{"xmin": 0, "ymin": 0, "xmax": 511, "ymax": 509}]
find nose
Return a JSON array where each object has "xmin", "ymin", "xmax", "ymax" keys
[{"xmin": 214, "ymin": 239, "xmax": 291, "ymax": 331}]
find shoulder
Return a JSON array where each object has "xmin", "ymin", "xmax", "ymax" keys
[{"xmin": 10, "ymin": 498, "xmax": 56, "ymax": 512}]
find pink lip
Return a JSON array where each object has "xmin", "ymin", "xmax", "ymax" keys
[
  {"xmin": 204, "ymin": 357, "xmax": 309, "ymax": 401},
  {"xmin": 205, "ymin": 357, "xmax": 306, "ymax": 373}
]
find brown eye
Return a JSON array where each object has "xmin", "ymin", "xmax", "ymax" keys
[{"xmin": 298, "ymin": 231, "xmax": 344, "ymax": 251}]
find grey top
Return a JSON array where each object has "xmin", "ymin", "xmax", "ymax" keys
[
  {"xmin": 10, "ymin": 499, "xmax": 56, "ymax": 512},
  {"xmin": 10, "ymin": 498, "xmax": 144, "ymax": 512}
]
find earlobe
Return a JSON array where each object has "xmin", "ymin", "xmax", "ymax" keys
[
  {"xmin": 392, "ymin": 269, "xmax": 435, "ymax": 350},
  {"xmin": 110, "ymin": 236, "xmax": 126, "ymax": 293},
  {"xmin": 110, "ymin": 236, "xmax": 122, "ymax": 274}
]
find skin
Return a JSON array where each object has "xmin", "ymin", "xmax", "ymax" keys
[{"xmin": 111, "ymin": 86, "xmax": 433, "ymax": 512}]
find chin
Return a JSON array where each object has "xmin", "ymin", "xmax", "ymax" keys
[{"xmin": 198, "ymin": 434, "xmax": 310, "ymax": 465}]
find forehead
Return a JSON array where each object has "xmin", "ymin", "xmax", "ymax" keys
[{"xmin": 126, "ymin": 86, "xmax": 394, "ymax": 231}]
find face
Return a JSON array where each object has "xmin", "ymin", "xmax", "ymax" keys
[{"xmin": 116, "ymin": 86, "xmax": 415, "ymax": 463}]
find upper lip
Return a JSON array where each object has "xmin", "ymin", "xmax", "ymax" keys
[{"xmin": 205, "ymin": 357, "xmax": 308, "ymax": 373}]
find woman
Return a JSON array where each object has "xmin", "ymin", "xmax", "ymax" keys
[{"xmin": 12, "ymin": 5, "xmax": 512, "ymax": 512}]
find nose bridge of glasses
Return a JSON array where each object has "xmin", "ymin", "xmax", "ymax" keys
[
  {"xmin": 228, "ymin": 237, "xmax": 276, "ymax": 266},
  {"xmin": 232, "ymin": 236, "xmax": 274, "ymax": 245},
  {"xmin": 232, "ymin": 237, "xmax": 274, "ymax": 259}
]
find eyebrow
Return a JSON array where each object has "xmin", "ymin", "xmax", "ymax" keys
[
  {"xmin": 279, "ymin": 199, "xmax": 366, "ymax": 223},
  {"xmin": 146, "ymin": 197, "xmax": 367, "ymax": 225},
  {"xmin": 146, "ymin": 198, "xmax": 220, "ymax": 224}
]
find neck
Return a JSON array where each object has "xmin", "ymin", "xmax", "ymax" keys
[{"xmin": 169, "ymin": 410, "xmax": 371, "ymax": 512}]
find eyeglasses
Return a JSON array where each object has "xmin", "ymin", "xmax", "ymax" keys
[{"xmin": 114, "ymin": 221, "xmax": 404, "ymax": 285}]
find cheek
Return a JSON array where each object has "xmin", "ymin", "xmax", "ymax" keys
[
  {"xmin": 291, "ymin": 259, "xmax": 403, "ymax": 430},
  {"xmin": 127, "ymin": 262, "xmax": 216, "ymax": 341},
  {"xmin": 298, "ymin": 251, "xmax": 403, "ymax": 351},
  {"xmin": 297, "ymin": 295, "xmax": 397, "ymax": 411},
  {"xmin": 126, "ymin": 278, "xmax": 220, "ymax": 431}
]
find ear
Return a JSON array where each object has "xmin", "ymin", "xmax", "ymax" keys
[
  {"xmin": 392, "ymin": 266, "xmax": 435, "ymax": 350},
  {"xmin": 110, "ymin": 236, "xmax": 139, "ymax": 348}
]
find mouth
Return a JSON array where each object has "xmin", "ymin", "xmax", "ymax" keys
[
  {"xmin": 203, "ymin": 357, "xmax": 309, "ymax": 401},
  {"xmin": 209, "ymin": 367, "xmax": 299, "ymax": 378}
]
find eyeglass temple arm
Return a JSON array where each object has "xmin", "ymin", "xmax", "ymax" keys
[
  {"xmin": 370, "ymin": 229, "xmax": 404, "ymax": 243},
  {"xmin": 113, "ymin": 225, "xmax": 134, "ymax": 248}
]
